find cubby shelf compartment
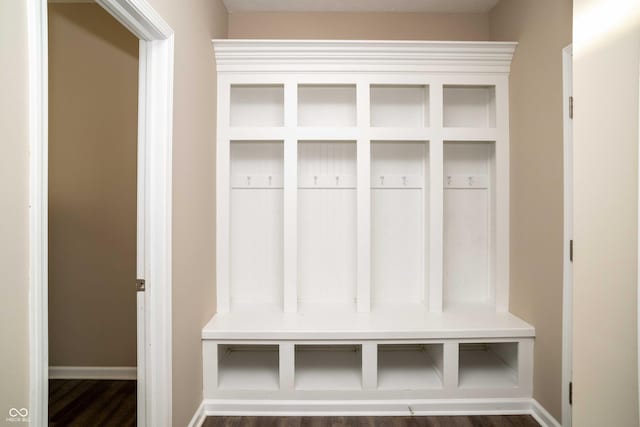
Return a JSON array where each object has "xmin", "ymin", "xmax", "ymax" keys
[
  {"xmin": 298, "ymin": 141, "xmax": 357, "ymax": 308},
  {"xmin": 458, "ymin": 342, "xmax": 518, "ymax": 389},
  {"xmin": 371, "ymin": 141, "xmax": 429, "ymax": 308},
  {"xmin": 443, "ymin": 141, "xmax": 495, "ymax": 309},
  {"xmin": 298, "ymin": 85, "xmax": 357, "ymax": 127},
  {"xmin": 218, "ymin": 345, "xmax": 280, "ymax": 391},
  {"xmin": 230, "ymin": 141, "xmax": 284, "ymax": 309},
  {"xmin": 378, "ymin": 344, "xmax": 443, "ymax": 390},
  {"xmin": 295, "ymin": 345, "xmax": 362, "ymax": 390},
  {"xmin": 443, "ymin": 85, "xmax": 496, "ymax": 129},
  {"xmin": 370, "ymin": 85, "xmax": 430, "ymax": 128},
  {"xmin": 230, "ymin": 85, "xmax": 284, "ymax": 127}
]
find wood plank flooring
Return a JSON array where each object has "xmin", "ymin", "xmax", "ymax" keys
[
  {"xmin": 48, "ymin": 380, "xmax": 539, "ymax": 427},
  {"xmin": 49, "ymin": 379, "xmax": 136, "ymax": 426},
  {"xmin": 203, "ymin": 416, "xmax": 540, "ymax": 427}
]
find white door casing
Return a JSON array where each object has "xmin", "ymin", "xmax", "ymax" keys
[
  {"xmin": 562, "ymin": 44, "xmax": 573, "ymax": 427},
  {"xmin": 27, "ymin": 0, "xmax": 174, "ymax": 425}
]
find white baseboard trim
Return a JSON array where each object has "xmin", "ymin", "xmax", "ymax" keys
[
  {"xmin": 49, "ymin": 366, "xmax": 136, "ymax": 380},
  {"xmin": 190, "ymin": 398, "xmax": 561, "ymax": 426},
  {"xmin": 188, "ymin": 400, "xmax": 207, "ymax": 427},
  {"xmin": 531, "ymin": 399, "xmax": 562, "ymax": 427},
  {"xmin": 201, "ymin": 398, "xmax": 530, "ymax": 416}
]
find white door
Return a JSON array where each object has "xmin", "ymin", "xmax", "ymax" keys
[{"xmin": 562, "ymin": 44, "xmax": 573, "ymax": 427}]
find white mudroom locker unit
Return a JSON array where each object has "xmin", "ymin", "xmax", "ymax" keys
[{"xmin": 202, "ymin": 40, "xmax": 535, "ymax": 414}]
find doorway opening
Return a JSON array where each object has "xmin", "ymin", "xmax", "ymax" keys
[{"xmin": 47, "ymin": 3, "xmax": 138, "ymax": 424}]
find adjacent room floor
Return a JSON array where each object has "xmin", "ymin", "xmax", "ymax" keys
[{"xmin": 48, "ymin": 379, "xmax": 136, "ymax": 426}]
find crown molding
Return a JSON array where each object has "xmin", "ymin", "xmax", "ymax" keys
[{"xmin": 212, "ymin": 40, "xmax": 517, "ymax": 74}]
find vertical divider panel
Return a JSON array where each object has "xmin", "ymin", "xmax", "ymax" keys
[
  {"xmin": 494, "ymin": 76, "xmax": 510, "ymax": 312},
  {"xmin": 357, "ymin": 82, "xmax": 371, "ymax": 312},
  {"xmin": 284, "ymin": 83, "xmax": 298, "ymax": 312},
  {"xmin": 362, "ymin": 343, "xmax": 377, "ymax": 389},
  {"xmin": 203, "ymin": 341, "xmax": 218, "ymax": 397},
  {"xmin": 280, "ymin": 342, "xmax": 295, "ymax": 391},
  {"xmin": 518, "ymin": 339, "xmax": 534, "ymax": 396},
  {"xmin": 429, "ymin": 82, "xmax": 444, "ymax": 312},
  {"xmin": 443, "ymin": 341, "xmax": 458, "ymax": 391},
  {"xmin": 217, "ymin": 80, "xmax": 231, "ymax": 313}
]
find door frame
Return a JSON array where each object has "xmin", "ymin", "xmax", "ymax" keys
[
  {"xmin": 26, "ymin": 0, "xmax": 174, "ymax": 425},
  {"xmin": 562, "ymin": 43, "xmax": 573, "ymax": 427}
]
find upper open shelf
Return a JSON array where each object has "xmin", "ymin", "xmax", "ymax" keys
[
  {"xmin": 370, "ymin": 85, "xmax": 430, "ymax": 128},
  {"xmin": 230, "ymin": 85, "xmax": 284, "ymax": 127},
  {"xmin": 298, "ymin": 85, "xmax": 357, "ymax": 127},
  {"xmin": 443, "ymin": 86, "xmax": 496, "ymax": 128}
]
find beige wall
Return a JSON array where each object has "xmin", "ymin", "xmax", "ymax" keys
[
  {"xmin": 48, "ymin": 3, "xmax": 138, "ymax": 368},
  {"xmin": 0, "ymin": 0, "xmax": 227, "ymax": 425},
  {"xmin": 0, "ymin": 0, "xmax": 30, "ymax": 424},
  {"xmin": 490, "ymin": 0, "xmax": 572, "ymax": 420},
  {"xmin": 141, "ymin": 0, "xmax": 228, "ymax": 424},
  {"xmin": 228, "ymin": 12, "xmax": 490, "ymax": 40},
  {"xmin": 573, "ymin": 0, "xmax": 640, "ymax": 425}
]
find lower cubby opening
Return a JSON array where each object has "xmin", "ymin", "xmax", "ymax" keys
[
  {"xmin": 218, "ymin": 345, "xmax": 279, "ymax": 391},
  {"xmin": 295, "ymin": 345, "xmax": 362, "ymax": 390},
  {"xmin": 377, "ymin": 344, "xmax": 443, "ymax": 390},
  {"xmin": 458, "ymin": 342, "xmax": 518, "ymax": 389}
]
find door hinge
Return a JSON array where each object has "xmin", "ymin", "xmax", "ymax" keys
[
  {"xmin": 569, "ymin": 381, "xmax": 573, "ymax": 405},
  {"xmin": 570, "ymin": 239, "xmax": 573, "ymax": 262},
  {"xmin": 569, "ymin": 96, "xmax": 574, "ymax": 119},
  {"xmin": 136, "ymin": 279, "xmax": 146, "ymax": 292}
]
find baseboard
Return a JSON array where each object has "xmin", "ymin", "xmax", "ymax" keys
[
  {"xmin": 49, "ymin": 366, "xmax": 136, "ymax": 380},
  {"xmin": 188, "ymin": 400, "xmax": 207, "ymax": 427},
  {"xmin": 192, "ymin": 398, "xmax": 561, "ymax": 426},
  {"xmin": 201, "ymin": 398, "xmax": 532, "ymax": 416},
  {"xmin": 531, "ymin": 399, "xmax": 562, "ymax": 427}
]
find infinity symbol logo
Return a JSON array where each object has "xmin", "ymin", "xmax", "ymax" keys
[{"xmin": 8, "ymin": 408, "xmax": 28, "ymax": 418}]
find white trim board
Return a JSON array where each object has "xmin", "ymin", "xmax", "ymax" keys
[
  {"xmin": 193, "ymin": 398, "xmax": 559, "ymax": 427},
  {"xmin": 561, "ymin": 44, "xmax": 573, "ymax": 427},
  {"xmin": 531, "ymin": 399, "xmax": 562, "ymax": 427},
  {"xmin": 49, "ymin": 366, "xmax": 137, "ymax": 380},
  {"xmin": 213, "ymin": 40, "xmax": 517, "ymax": 74},
  {"xmin": 27, "ymin": 0, "xmax": 174, "ymax": 426},
  {"xmin": 188, "ymin": 400, "xmax": 208, "ymax": 427}
]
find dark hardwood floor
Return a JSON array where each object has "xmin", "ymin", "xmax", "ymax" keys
[
  {"xmin": 203, "ymin": 416, "xmax": 540, "ymax": 427},
  {"xmin": 49, "ymin": 379, "xmax": 136, "ymax": 427},
  {"xmin": 48, "ymin": 380, "xmax": 539, "ymax": 427}
]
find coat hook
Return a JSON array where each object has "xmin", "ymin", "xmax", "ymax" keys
[
  {"xmin": 402, "ymin": 176, "xmax": 407, "ymax": 186},
  {"xmin": 380, "ymin": 176, "xmax": 384, "ymax": 185},
  {"xmin": 268, "ymin": 175, "xmax": 272, "ymax": 185},
  {"xmin": 336, "ymin": 176, "xmax": 340, "ymax": 186},
  {"xmin": 314, "ymin": 175, "xmax": 318, "ymax": 185},
  {"xmin": 447, "ymin": 176, "xmax": 452, "ymax": 186},
  {"xmin": 468, "ymin": 176, "xmax": 473, "ymax": 186},
  {"xmin": 247, "ymin": 176, "xmax": 251, "ymax": 186}
]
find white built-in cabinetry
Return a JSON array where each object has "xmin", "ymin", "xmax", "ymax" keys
[{"xmin": 203, "ymin": 40, "xmax": 534, "ymax": 415}]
